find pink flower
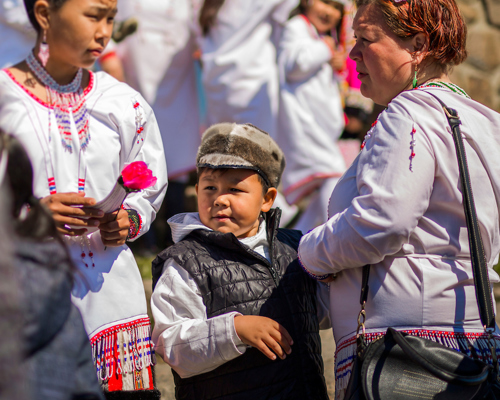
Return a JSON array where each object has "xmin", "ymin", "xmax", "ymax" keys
[{"xmin": 121, "ymin": 161, "xmax": 157, "ymax": 190}]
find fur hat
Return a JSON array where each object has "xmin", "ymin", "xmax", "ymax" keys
[{"xmin": 196, "ymin": 123, "xmax": 285, "ymax": 188}]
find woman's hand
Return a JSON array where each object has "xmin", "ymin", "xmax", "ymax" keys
[
  {"xmin": 40, "ymin": 192, "xmax": 103, "ymax": 236},
  {"xmin": 98, "ymin": 208, "xmax": 130, "ymax": 247},
  {"xmin": 234, "ymin": 315, "xmax": 293, "ymax": 361}
]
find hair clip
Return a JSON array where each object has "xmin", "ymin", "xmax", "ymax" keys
[{"xmin": 393, "ymin": 0, "xmax": 407, "ymax": 2}]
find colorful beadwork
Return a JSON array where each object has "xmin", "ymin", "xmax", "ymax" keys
[
  {"xmin": 126, "ymin": 209, "xmax": 142, "ymax": 240},
  {"xmin": 361, "ymin": 119, "xmax": 378, "ymax": 150},
  {"xmin": 48, "ymin": 177, "xmax": 56, "ymax": 194},
  {"xmin": 416, "ymin": 81, "xmax": 470, "ymax": 99},
  {"xmin": 80, "ymin": 235, "xmax": 95, "ymax": 268},
  {"xmin": 409, "ymin": 126, "xmax": 416, "ymax": 171},
  {"xmin": 335, "ymin": 329, "xmax": 500, "ymax": 395},
  {"xmin": 133, "ymin": 100, "xmax": 145, "ymax": 145},
  {"xmin": 78, "ymin": 178, "xmax": 86, "ymax": 193},
  {"xmin": 90, "ymin": 317, "xmax": 155, "ymax": 389},
  {"xmin": 39, "ymin": 32, "xmax": 49, "ymax": 67},
  {"xmin": 27, "ymin": 52, "xmax": 90, "ymax": 152}
]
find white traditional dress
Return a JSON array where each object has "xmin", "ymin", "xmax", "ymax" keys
[
  {"xmin": 198, "ymin": 0, "xmax": 298, "ymax": 139},
  {"xmin": 0, "ymin": 0, "xmax": 36, "ymax": 68},
  {"xmin": 0, "ymin": 70, "xmax": 168, "ymax": 392},
  {"xmin": 117, "ymin": 0, "xmax": 201, "ymax": 180},
  {"xmin": 298, "ymin": 84, "xmax": 500, "ymax": 399},
  {"xmin": 277, "ymin": 15, "xmax": 346, "ymax": 232}
]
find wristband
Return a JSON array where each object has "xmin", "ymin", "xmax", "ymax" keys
[{"xmin": 125, "ymin": 209, "xmax": 142, "ymax": 240}]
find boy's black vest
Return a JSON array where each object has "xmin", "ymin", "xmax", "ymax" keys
[{"xmin": 152, "ymin": 209, "xmax": 328, "ymax": 400}]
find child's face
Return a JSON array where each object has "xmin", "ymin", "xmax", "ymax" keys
[
  {"xmin": 306, "ymin": 0, "xmax": 343, "ymax": 34},
  {"xmin": 196, "ymin": 169, "xmax": 277, "ymax": 238}
]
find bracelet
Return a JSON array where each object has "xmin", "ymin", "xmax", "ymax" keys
[{"xmin": 125, "ymin": 209, "xmax": 142, "ymax": 240}]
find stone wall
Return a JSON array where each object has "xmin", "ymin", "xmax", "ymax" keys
[{"xmin": 452, "ymin": 0, "xmax": 500, "ymax": 111}]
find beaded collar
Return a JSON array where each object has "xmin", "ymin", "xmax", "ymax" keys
[
  {"xmin": 25, "ymin": 52, "xmax": 90, "ymax": 152},
  {"xmin": 27, "ymin": 52, "xmax": 83, "ymax": 93},
  {"xmin": 416, "ymin": 81, "xmax": 471, "ymax": 99}
]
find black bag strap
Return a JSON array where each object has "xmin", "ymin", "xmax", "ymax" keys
[
  {"xmin": 428, "ymin": 92, "xmax": 495, "ymax": 330},
  {"xmin": 358, "ymin": 92, "xmax": 495, "ymax": 331}
]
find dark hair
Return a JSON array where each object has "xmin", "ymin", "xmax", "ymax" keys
[
  {"xmin": 199, "ymin": 0, "xmax": 225, "ymax": 36},
  {"xmin": 290, "ymin": 0, "xmax": 345, "ymax": 39},
  {"xmin": 24, "ymin": 0, "xmax": 68, "ymax": 33},
  {"xmin": 197, "ymin": 167, "xmax": 270, "ymax": 196},
  {"xmin": 355, "ymin": 0, "xmax": 467, "ymax": 69},
  {"xmin": 0, "ymin": 131, "xmax": 60, "ymax": 240}
]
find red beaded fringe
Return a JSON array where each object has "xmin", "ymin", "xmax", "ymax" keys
[
  {"xmin": 91, "ymin": 317, "xmax": 155, "ymax": 391},
  {"xmin": 335, "ymin": 329, "xmax": 500, "ymax": 397}
]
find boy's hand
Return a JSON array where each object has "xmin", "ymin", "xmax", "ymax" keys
[{"xmin": 234, "ymin": 315, "xmax": 293, "ymax": 361}]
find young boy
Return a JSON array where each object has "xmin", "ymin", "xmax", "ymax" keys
[{"xmin": 151, "ymin": 123, "xmax": 330, "ymax": 400}]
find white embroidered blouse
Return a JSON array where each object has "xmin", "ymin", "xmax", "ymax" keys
[{"xmin": 298, "ymin": 87, "xmax": 500, "ymax": 343}]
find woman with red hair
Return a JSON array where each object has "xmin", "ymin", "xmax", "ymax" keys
[{"xmin": 297, "ymin": 0, "xmax": 500, "ymax": 398}]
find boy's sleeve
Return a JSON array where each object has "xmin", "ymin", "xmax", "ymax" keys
[{"xmin": 151, "ymin": 259, "xmax": 247, "ymax": 378}]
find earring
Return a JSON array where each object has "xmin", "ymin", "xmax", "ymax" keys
[
  {"xmin": 38, "ymin": 30, "xmax": 49, "ymax": 68},
  {"xmin": 412, "ymin": 62, "xmax": 418, "ymax": 89}
]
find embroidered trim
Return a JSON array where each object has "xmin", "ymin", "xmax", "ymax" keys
[
  {"xmin": 125, "ymin": 209, "xmax": 142, "ymax": 240},
  {"xmin": 133, "ymin": 100, "xmax": 145, "ymax": 145},
  {"xmin": 90, "ymin": 317, "xmax": 155, "ymax": 384},
  {"xmin": 335, "ymin": 329, "xmax": 500, "ymax": 395},
  {"xmin": 409, "ymin": 125, "xmax": 416, "ymax": 171},
  {"xmin": 361, "ymin": 119, "xmax": 378, "ymax": 149},
  {"xmin": 80, "ymin": 235, "xmax": 95, "ymax": 268},
  {"xmin": 416, "ymin": 81, "xmax": 471, "ymax": 99},
  {"xmin": 2, "ymin": 68, "xmax": 95, "ymax": 109},
  {"xmin": 298, "ymin": 252, "xmax": 331, "ymax": 281}
]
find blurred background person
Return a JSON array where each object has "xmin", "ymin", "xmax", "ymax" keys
[
  {"xmin": 0, "ymin": 132, "xmax": 27, "ymax": 400},
  {"xmin": 116, "ymin": 0, "xmax": 202, "ymax": 249},
  {"xmin": 1, "ymin": 130, "xmax": 104, "ymax": 400},
  {"xmin": 0, "ymin": 0, "xmax": 36, "ymax": 68},
  {"xmin": 277, "ymin": 0, "xmax": 348, "ymax": 233},
  {"xmin": 197, "ymin": 0, "xmax": 300, "ymax": 227}
]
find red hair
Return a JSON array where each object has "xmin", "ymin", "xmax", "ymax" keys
[{"xmin": 355, "ymin": 0, "xmax": 467, "ymax": 69}]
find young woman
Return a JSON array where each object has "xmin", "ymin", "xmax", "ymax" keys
[
  {"xmin": 277, "ymin": 0, "xmax": 347, "ymax": 233},
  {"xmin": 297, "ymin": 0, "xmax": 500, "ymax": 399},
  {"xmin": 0, "ymin": 0, "xmax": 168, "ymax": 398}
]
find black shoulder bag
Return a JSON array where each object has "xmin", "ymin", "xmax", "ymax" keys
[{"xmin": 344, "ymin": 93, "xmax": 500, "ymax": 400}]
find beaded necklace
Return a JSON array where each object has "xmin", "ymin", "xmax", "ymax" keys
[
  {"xmin": 416, "ymin": 81, "xmax": 471, "ymax": 99},
  {"xmin": 21, "ymin": 58, "xmax": 94, "ymax": 268},
  {"xmin": 26, "ymin": 52, "xmax": 90, "ymax": 152}
]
